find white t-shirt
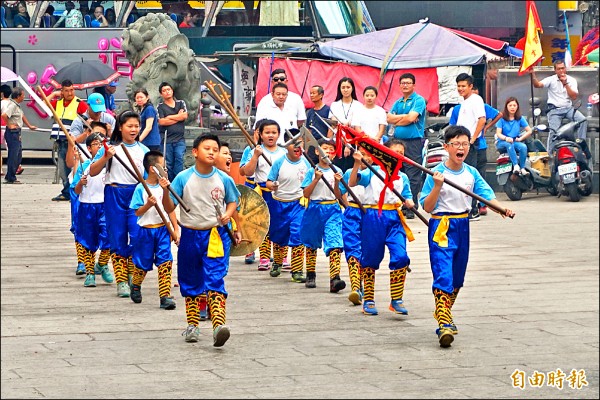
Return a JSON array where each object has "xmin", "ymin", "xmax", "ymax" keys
[
  {"xmin": 301, "ymin": 165, "xmax": 340, "ymax": 201},
  {"xmin": 267, "ymin": 155, "xmax": 311, "ymax": 201},
  {"xmin": 329, "ymin": 99, "xmax": 364, "ymax": 126},
  {"xmin": 78, "ymin": 159, "xmax": 106, "ymax": 204},
  {"xmin": 130, "ymin": 183, "xmax": 167, "ymax": 226},
  {"xmin": 255, "ymin": 91, "xmax": 306, "ymax": 144},
  {"xmin": 353, "ymin": 105, "xmax": 387, "ymax": 140},
  {"xmin": 540, "ymin": 74, "xmax": 578, "ymax": 108},
  {"xmin": 456, "ymin": 93, "xmax": 485, "ymax": 139}
]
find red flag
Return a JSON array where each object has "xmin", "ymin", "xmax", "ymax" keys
[{"xmin": 519, "ymin": 0, "xmax": 544, "ymax": 75}]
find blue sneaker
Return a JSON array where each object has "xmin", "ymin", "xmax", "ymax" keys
[
  {"xmin": 75, "ymin": 263, "xmax": 86, "ymax": 276},
  {"xmin": 362, "ymin": 301, "xmax": 378, "ymax": 315},
  {"xmin": 389, "ymin": 299, "xmax": 408, "ymax": 315},
  {"xmin": 95, "ymin": 263, "xmax": 114, "ymax": 283},
  {"xmin": 348, "ymin": 289, "xmax": 362, "ymax": 305},
  {"xmin": 244, "ymin": 252, "xmax": 256, "ymax": 264},
  {"xmin": 435, "ymin": 323, "xmax": 458, "ymax": 335},
  {"xmin": 84, "ymin": 274, "xmax": 96, "ymax": 287}
]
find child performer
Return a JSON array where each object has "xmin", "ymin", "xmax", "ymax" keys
[
  {"xmin": 240, "ymin": 128, "xmax": 258, "ymax": 265},
  {"xmin": 266, "ymin": 130, "xmax": 311, "ymax": 279},
  {"xmin": 349, "ymin": 139, "xmax": 415, "ymax": 317},
  {"xmin": 300, "ymin": 138, "xmax": 346, "ymax": 291},
  {"xmin": 420, "ymin": 125, "xmax": 515, "ymax": 348},
  {"xmin": 71, "ymin": 127, "xmax": 114, "ymax": 287},
  {"xmin": 160, "ymin": 133, "xmax": 241, "ymax": 347},
  {"xmin": 89, "ymin": 111, "xmax": 149, "ymax": 298},
  {"xmin": 239, "ymin": 119, "xmax": 287, "ymax": 271},
  {"xmin": 129, "ymin": 150, "xmax": 179, "ymax": 309}
]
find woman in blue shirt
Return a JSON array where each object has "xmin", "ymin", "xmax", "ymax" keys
[
  {"xmin": 134, "ymin": 88, "xmax": 162, "ymax": 151},
  {"xmin": 495, "ymin": 97, "xmax": 532, "ymax": 175}
]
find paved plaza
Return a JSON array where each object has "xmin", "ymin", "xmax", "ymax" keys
[{"xmin": 1, "ymin": 164, "xmax": 598, "ymax": 399}]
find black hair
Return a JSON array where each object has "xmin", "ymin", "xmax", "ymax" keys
[
  {"xmin": 335, "ymin": 77, "xmax": 358, "ymax": 102},
  {"xmin": 270, "ymin": 68, "xmax": 286, "ymax": 78},
  {"xmin": 61, "ymin": 79, "xmax": 74, "ymax": 88},
  {"xmin": 220, "ymin": 141, "xmax": 230, "ymax": 148},
  {"xmin": 257, "ymin": 118, "xmax": 280, "ymax": 145},
  {"xmin": 0, "ymin": 84, "xmax": 11, "ymax": 99},
  {"xmin": 455, "ymin": 73, "xmax": 474, "ymax": 85},
  {"xmin": 10, "ymin": 87, "xmax": 24, "ymax": 99},
  {"xmin": 312, "ymin": 85, "xmax": 324, "ymax": 95},
  {"xmin": 272, "ymin": 82, "xmax": 288, "ymax": 93},
  {"xmin": 86, "ymin": 132, "xmax": 103, "ymax": 147},
  {"xmin": 399, "ymin": 73, "xmax": 416, "ymax": 84},
  {"xmin": 159, "ymin": 82, "xmax": 172, "ymax": 94},
  {"xmin": 318, "ymin": 137, "xmax": 335, "ymax": 147},
  {"xmin": 89, "ymin": 121, "xmax": 108, "ymax": 136},
  {"xmin": 143, "ymin": 150, "xmax": 164, "ymax": 173},
  {"xmin": 386, "ymin": 138, "xmax": 406, "ymax": 149},
  {"xmin": 111, "ymin": 110, "xmax": 141, "ymax": 144},
  {"xmin": 363, "ymin": 85, "xmax": 378, "ymax": 96},
  {"xmin": 193, "ymin": 133, "xmax": 221, "ymax": 149},
  {"xmin": 444, "ymin": 125, "xmax": 471, "ymax": 142}
]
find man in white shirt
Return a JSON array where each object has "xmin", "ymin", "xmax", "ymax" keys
[
  {"xmin": 254, "ymin": 83, "xmax": 300, "ymax": 145},
  {"xmin": 254, "ymin": 68, "xmax": 306, "ymax": 141},
  {"xmin": 453, "ymin": 73, "xmax": 485, "ymax": 221},
  {"xmin": 531, "ymin": 60, "xmax": 587, "ymax": 148}
]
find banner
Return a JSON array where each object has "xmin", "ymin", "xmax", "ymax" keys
[
  {"xmin": 256, "ymin": 58, "xmax": 439, "ymax": 114},
  {"xmin": 233, "ymin": 59, "xmax": 256, "ymax": 118},
  {"xmin": 519, "ymin": 0, "xmax": 544, "ymax": 75}
]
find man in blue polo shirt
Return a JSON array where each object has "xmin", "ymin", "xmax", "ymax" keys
[{"xmin": 386, "ymin": 73, "xmax": 427, "ymax": 219}]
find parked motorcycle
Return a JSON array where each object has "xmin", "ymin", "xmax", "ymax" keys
[
  {"xmin": 422, "ymin": 122, "xmax": 448, "ymax": 170},
  {"xmin": 549, "ymin": 119, "xmax": 594, "ymax": 202}
]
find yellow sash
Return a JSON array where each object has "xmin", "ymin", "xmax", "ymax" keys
[
  {"xmin": 318, "ymin": 200, "xmax": 338, "ymax": 205},
  {"xmin": 430, "ymin": 213, "xmax": 469, "ymax": 248},
  {"xmin": 207, "ymin": 227, "xmax": 224, "ymax": 258},
  {"xmin": 365, "ymin": 204, "xmax": 415, "ymax": 242}
]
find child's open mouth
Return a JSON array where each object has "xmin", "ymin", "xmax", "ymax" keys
[{"xmin": 456, "ymin": 150, "xmax": 465, "ymax": 160}]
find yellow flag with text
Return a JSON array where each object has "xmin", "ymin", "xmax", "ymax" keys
[{"xmin": 519, "ymin": 1, "xmax": 544, "ymax": 75}]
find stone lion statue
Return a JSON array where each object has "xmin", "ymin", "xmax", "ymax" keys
[{"xmin": 121, "ymin": 13, "xmax": 201, "ymax": 124}]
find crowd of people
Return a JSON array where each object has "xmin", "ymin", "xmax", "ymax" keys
[
  {"xmin": 3, "ymin": 1, "xmax": 117, "ymax": 28},
  {"xmin": 3, "ymin": 59, "xmax": 588, "ymax": 349}
]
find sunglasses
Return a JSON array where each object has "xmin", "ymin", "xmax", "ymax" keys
[{"xmin": 272, "ymin": 77, "xmax": 287, "ymax": 82}]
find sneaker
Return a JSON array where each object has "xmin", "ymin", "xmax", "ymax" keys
[
  {"xmin": 182, "ymin": 325, "xmax": 200, "ymax": 343},
  {"xmin": 160, "ymin": 296, "xmax": 176, "ymax": 310},
  {"xmin": 513, "ymin": 165, "xmax": 521, "ymax": 175},
  {"xmin": 468, "ymin": 208, "xmax": 480, "ymax": 221},
  {"xmin": 244, "ymin": 252, "xmax": 256, "ymax": 264},
  {"xmin": 269, "ymin": 263, "xmax": 282, "ymax": 277},
  {"xmin": 117, "ymin": 282, "xmax": 130, "ymax": 297},
  {"xmin": 362, "ymin": 301, "xmax": 378, "ymax": 315},
  {"xmin": 437, "ymin": 324, "xmax": 455, "ymax": 348},
  {"xmin": 389, "ymin": 299, "xmax": 408, "ymax": 315},
  {"xmin": 305, "ymin": 272, "xmax": 316, "ymax": 288},
  {"xmin": 281, "ymin": 257, "xmax": 292, "ymax": 271},
  {"xmin": 290, "ymin": 271, "xmax": 306, "ymax": 283},
  {"xmin": 348, "ymin": 290, "xmax": 363, "ymax": 306},
  {"xmin": 521, "ymin": 168, "xmax": 530, "ymax": 176},
  {"xmin": 213, "ymin": 324, "xmax": 230, "ymax": 347},
  {"xmin": 478, "ymin": 206, "xmax": 488, "ymax": 216},
  {"xmin": 404, "ymin": 209, "xmax": 415, "ymax": 220},
  {"xmin": 435, "ymin": 324, "xmax": 458, "ymax": 336},
  {"xmin": 75, "ymin": 263, "xmax": 86, "ymax": 276},
  {"xmin": 84, "ymin": 274, "xmax": 96, "ymax": 287},
  {"xmin": 96, "ymin": 263, "xmax": 114, "ymax": 283},
  {"xmin": 258, "ymin": 258, "xmax": 270, "ymax": 271},
  {"xmin": 329, "ymin": 275, "xmax": 346, "ymax": 293},
  {"xmin": 130, "ymin": 284, "xmax": 142, "ymax": 303},
  {"xmin": 52, "ymin": 194, "xmax": 70, "ymax": 201}
]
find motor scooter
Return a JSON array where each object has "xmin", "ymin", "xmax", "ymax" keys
[
  {"xmin": 548, "ymin": 119, "xmax": 594, "ymax": 202},
  {"xmin": 496, "ymin": 108, "xmax": 556, "ymax": 201},
  {"xmin": 422, "ymin": 122, "xmax": 448, "ymax": 170}
]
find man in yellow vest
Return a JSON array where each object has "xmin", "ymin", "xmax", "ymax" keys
[{"xmin": 47, "ymin": 79, "xmax": 89, "ymax": 201}]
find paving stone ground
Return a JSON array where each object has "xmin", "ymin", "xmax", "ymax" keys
[{"xmin": 1, "ymin": 165, "xmax": 598, "ymax": 399}]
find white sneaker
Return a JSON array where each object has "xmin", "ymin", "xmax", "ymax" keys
[
  {"xmin": 513, "ymin": 165, "xmax": 521, "ymax": 175},
  {"xmin": 521, "ymin": 168, "xmax": 529, "ymax": 176}
]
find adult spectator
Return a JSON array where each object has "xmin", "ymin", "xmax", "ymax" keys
[
  {"xmin": 254, "ymin": 82, "xmax": 299, "ymax": 145},
  {"xmin": 354, "ymin": 85, "xmax": 388, "ymax": 143},
  {"xmin": 157, "ymin": 82, "xmax": 188, "ymax": 181},
  {"xmin": 495, "ymin": 97, "xmax": 532, "ymax": 176},
  {"xmin": 329, "ymin": 77, "xmax": 363, "ymax": 172},
  {"xmin": 53, "ymin": 1, "xmax": 83, "ymax": 28},
  {"xmin": 91, "ymin": 5, "xmax": 109, "ymax": 28},
  {"xmin": 305, "ymin": 85, "xmax": 331, "ymax": 139},
  {"xmin": 1, "ymin": 84, "xmax": 11, "ymax": 177},
  {"xmin": 105, "ymin": 80, "xmax": 118, "ymax": 114},
  {"xmin": 179, "ymin": 12, "xmax": 193, "ymax": 28},
  {"xmin": 134, "ymin": 88, "xmax": 161, "ymax": 151},
  {"xmin": 69, "ymin": 93, "xmax": 115, "ymax": 142},
  {"xmin": 104, "ymin": 7, "xmax": 116, "ymax": 27},
  {"xmin": 530, "ymin": 60, "xmax": 588, "ymax": 149},
  {"xmin": 47, "ymin": 79, "xmax": 88, "ymax": 201},
  {"xmin": 13, "ymin": 2, "xmax": 30, "ymax": 28},
  {"xmin": 387, "ymin": 73, "xmax": 426, "ymax": 218},
  {"xmin": 254, "ymin": 69, "xmax": 306, "ymax": 133},
  {"xmin": 1, "ymin": 88, "xmax": 37, "ymax": 184},
  {"xmin": 42, "ymin": 5, "xmax": 57, "ymax": 28},
  {"xmin": 452, "ymin": 72, "xmax": 486, "ymax": 221}
]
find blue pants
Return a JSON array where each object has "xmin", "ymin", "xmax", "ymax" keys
[
  {"xmin": 342, "ymin": 205, "xmax": 362, "ymax": 261},
  {"xmin": 177, "ymin": 226, "xmax": 231, "ymax": 297},
  {"xmin": 70, "ymin": 188, "xmax": 79, "ymax": 236},
  {"xmin": 56, "ymin": 139, "xmax": 71, "ymax": 198},
  {"xmin": 427, "ymin": 215, "xmax": 470, "ymax": 294},
  {"xmin": 301, "ymin": 202, "xmax": 343, "ymax": 256},
  {"xmin": 132, "ymin": 225, "xmax": 172, "ymax": 271},
  {"xmin": 268, "ymin": 199, "xmax": 305, "ymax": 247},
  {"xmin": 547, "ymin": 107, "xmax": 588, "ymax": 149},
  {"xmin": 496, "ymin": 141, "xmax": 528, "ymax": 169},
  {"xmin": 165, "ymin": 139, "xmax": 186, "ymax": 181},
  {"xmin": 360, "ymin": 208, "xmax": 409, "ymax": 271},
  {"xmin": 4, "ymin": 128, "xmax": 22, "ymax": 182},
  {"xmin": 76, "ymin": 202, "xmax": 109, "ymax": 252},
  {"xmin": 104, "ymin": 184, "xmax": 139, "ymax": 257}
]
